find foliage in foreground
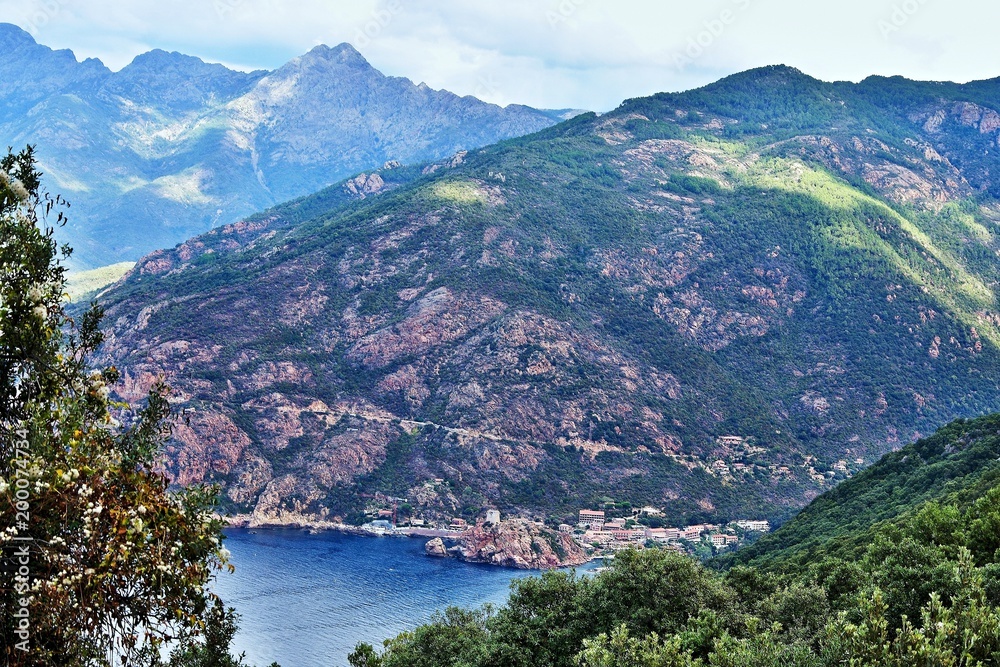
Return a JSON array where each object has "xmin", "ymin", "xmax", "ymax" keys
[
  {"xmin": 0, "ymin": 147, "xmax": 249, "ymax": 666},
  {"xmin": 351, "ymin": 464, "xmax": 1000, "ymax": 666}
]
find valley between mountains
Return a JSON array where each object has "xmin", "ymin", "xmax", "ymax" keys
[{"xmin": 92, "ymin": 65, "xmax": 1000, "ymax": 530}]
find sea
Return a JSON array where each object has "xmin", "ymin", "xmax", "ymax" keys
[{"xmin": 213, "ymin": 528, "xmax": 599, "ymax": 667}]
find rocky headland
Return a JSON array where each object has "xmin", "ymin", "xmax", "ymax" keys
[{"xmin": 424, "ymin": 519, "xmax": 588, "ymax": 570}]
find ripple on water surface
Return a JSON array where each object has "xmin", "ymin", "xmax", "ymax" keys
[{"xmin": 212, "ymin": 528, "xmax": 599, "ymax": 667}]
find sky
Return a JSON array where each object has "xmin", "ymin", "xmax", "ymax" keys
[{"xmin": 1, "ymin": 0, "xmax": 998, "ymax": 112}]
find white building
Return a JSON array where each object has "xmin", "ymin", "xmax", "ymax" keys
[
  {"xmin": 579, "ymin": 509, "xmax": 606, "ymax": 528},
  {"xmin": 735, "ymin": 520, "xmax": 771, "ymax": 532}
]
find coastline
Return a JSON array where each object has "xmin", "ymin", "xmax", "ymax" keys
[
  {"xmin": 222, "ymin": 514, "xmax": 591, "ymax": 570},
  {"xmin": 224, "ymin": 513, "xmax": 462, "ymax": 539}
]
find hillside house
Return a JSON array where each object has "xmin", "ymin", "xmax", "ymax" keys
[
  {"xmin": 681, "ymin": 527, "xmax": 704, "ymax": 541},
  {"xmin": 645, "ymin": 527, "xmax": 681, "ymax": 543},
  {"xmin": 735, "ymin": 520, "xmax": 770, "ymax": 532},
  {"xmin": 584, "ymin": 530, "xmax": 615, "ymax": 545},
  {"xmin": 579, "ymin": 509, "xmax": 606, "ymax": 528},
  {"xmin": 710, "ymin": 534, "xmax": 739, "ymax": 548},
  {"xmin": 712, "ymin": 460, "xmax": 730, "ymax": 474}
]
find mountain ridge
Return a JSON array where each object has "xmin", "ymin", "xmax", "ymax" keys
[{"xmin": 89, "ymin": 66, "xmax": 1000, "ymax": 530}]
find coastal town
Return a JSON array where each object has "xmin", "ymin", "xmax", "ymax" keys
[
  {"xmin": 569, "ymin": 509, "xmax": 770, "ymax": 558},
  {"xmin": 342, "ymin": 433, "xmax": 855, "ymax": 563},
  {"xmin": 356, "ymin": 495, "xmax": 771, "ymax": 563}
]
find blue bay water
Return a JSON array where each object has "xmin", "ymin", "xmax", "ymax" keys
[{"xmin": 213, "ymin": 528, "xmax": 597, "ymax": 666}]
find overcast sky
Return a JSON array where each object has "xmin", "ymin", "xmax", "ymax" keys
[{"xmin": 2, "ymin": 0, "xmax": 997, "ymax": 111}]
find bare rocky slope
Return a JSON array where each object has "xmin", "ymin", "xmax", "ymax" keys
[
  {"xmin": 0, "ymin": 23, "xmax": 572, "ymax": 268},
  {"xmin": 94, "ymin": 66, "xmax": 1000, "ymax": 528}
]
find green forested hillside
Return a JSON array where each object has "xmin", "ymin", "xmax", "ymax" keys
[
  {"xmin": 724, "ymin": 413, "xmax": 1000, "ymax": 571},
  {"xmin": 94, "ymin": 66, "xmax": 1000, "ymax": 527}
]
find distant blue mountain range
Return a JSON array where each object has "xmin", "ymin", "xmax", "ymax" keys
[{"xmin": 0, "ymin": 23, "xmax": 579, "ymax": 268}]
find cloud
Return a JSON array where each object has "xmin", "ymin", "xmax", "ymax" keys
[{"xmin": 2, "ymin": 0, "xmax": 999, "ymax": 111}]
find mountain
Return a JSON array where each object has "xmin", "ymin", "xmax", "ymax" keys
[
  {"xmin": 94, "ymin": 65, "xmax": 1000, "ymax": 528},
  {"xmin": 0, "ymin": 23, "xmax": 571, "ymax": 268}
]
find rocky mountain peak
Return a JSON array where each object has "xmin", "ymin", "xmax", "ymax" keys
[
  {"xmin": 0, "ymin": 24, "xmax": 110, "ymax": 108},
  {"xmin": 0, "ymin": 22, "xmax": 36, "ymax": 51},
  {"xmin": 105, "ymin": 48, "xmax": 264, "ymax": 111},
  {"xmin": 0, "ymin": 30, "xmax": 560, "ymax": 267},
  {"xmin": 297, "ymin": 42, "xmax": 373, "ymax": 70},
  {"xmin": 122, "ymin": 49, "xmax": 216, "ymax": 74}
]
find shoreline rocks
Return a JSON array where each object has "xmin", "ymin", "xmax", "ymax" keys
[
  {"xmin": 424, "ymin": 537, "xmax": 449, "ymax": 557},
  {"xmin": 426, "ymin": 519, "xmax": 588, "ymax": 570},
  {"xmin": 224, "ymin": 514, "xmax": 588, "ymax": 571}
]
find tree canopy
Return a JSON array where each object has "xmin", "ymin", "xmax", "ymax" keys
[{"xmin": 0, "ymin": 146, "xmax": 246, "ymax": 666}]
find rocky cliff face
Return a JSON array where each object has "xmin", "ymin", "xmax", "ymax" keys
[
  {"xmin": 95, "ymin": 66, "xmax": 1000, "ymax": 528},
  {"xmin": 0, "ymin": 24, "xmax": 569, "ymax": 268},
  {"xmin": 427, "ymin": 520, "xmax": 588, "ymax": 570}
]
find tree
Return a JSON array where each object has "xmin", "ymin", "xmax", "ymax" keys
[
  {"xmin": 378, "ymin": 606, "xmax": 493, "ymax": 667},
  {"xmin": 830, "ymin": 551, "xmax": 1000, "ymax": 666},
  {"xmin": 0, "ymin": 147, "xmax": 238, "ymax": 666},
  {"xmin": 348, "ymin": 642, "xmax": 384, "ymax": 667},
  {"xmin": 579, "ymin": 549, "xmax": 735, "ymax": 639},
  {"xmin": 576, "ymin": 625, "xmax": 698, "ymax": 667},
  {"xmin": 484, "ymin": 571, "xmax": 591, "ymax": 667}
]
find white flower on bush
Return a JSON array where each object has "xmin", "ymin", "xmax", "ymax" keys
[{"xmin": 10, "ymin": 179, "xmax": 29, "ymax": 202}]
